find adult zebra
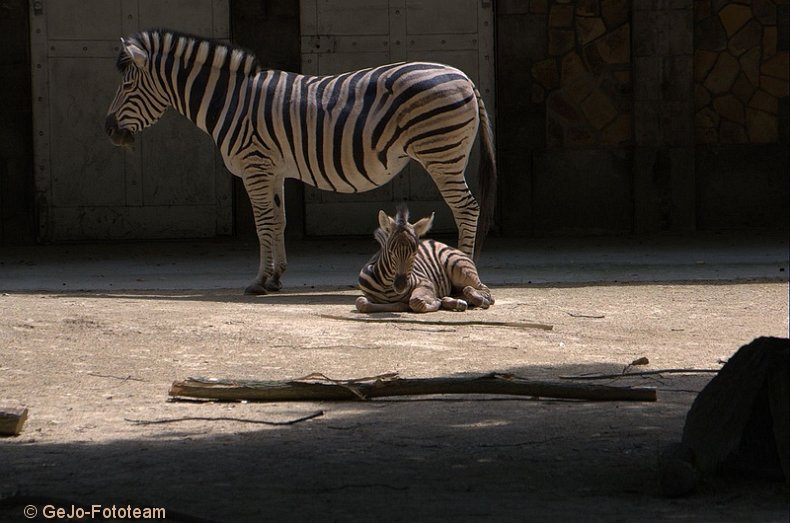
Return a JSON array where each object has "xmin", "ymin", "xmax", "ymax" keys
[{"xmin": 105, "ymin": 29, "xmax": 496, "ymax": 294}]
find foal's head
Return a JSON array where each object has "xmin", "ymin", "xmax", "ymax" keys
[{"xmin": 375, "ymin": 205, "xmax": 434, "ymax": 293}]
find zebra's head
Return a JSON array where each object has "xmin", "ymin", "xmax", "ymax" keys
[
  {"xmin": 105, "ymin": 36, "xmax": 170, "ymax": 147},
  {"xmin": 376, "ymin": 206, "xmax": 434, "ymax": 294}
]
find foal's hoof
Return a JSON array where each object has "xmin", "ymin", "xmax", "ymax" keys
[
  {"xmin": 463, "ymin": 286, "xmax": 492, "ymax": 309},
  {"xmin": 244, "ymin": 282, "xmax": 268, "ymax": 295},
  {"xmin": 355, "ymin": 296, "xmax": 371, "ymax": 313}
]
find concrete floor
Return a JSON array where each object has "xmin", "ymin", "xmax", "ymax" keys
[
  {"xmin": 1, "ymin": 231, "xmax": 787, "ymax": 292},
  {"xmin": 1, "ymin": 231, "xmax": 788, "ymax": 522}
]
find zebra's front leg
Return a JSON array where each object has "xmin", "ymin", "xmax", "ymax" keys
[
  {"xmin": 356, "ymin": 296, "xmax": 411, "ymax": 313},
  {"xmin": 265, "ymin": 180, "xmax": 288, "ymax": 292},
  {"xmin": 408, "ymin": 284, "xmax": 443, "ymax": 313},
  {"xmin": 440, "ymin": 297, "xmax": 468, "ymax": 312},
  {"xmin": 243, "ymin": 173, "xmax": 281, "ymax": 295}
]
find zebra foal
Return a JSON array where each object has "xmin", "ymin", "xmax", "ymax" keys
[
  {"xmin": 104, "ymin": 30, "xmax": 496, "ymax": 294},
  {"xmin": 356, "ymin": 205, "xmax": 494, "ymax": 313}
]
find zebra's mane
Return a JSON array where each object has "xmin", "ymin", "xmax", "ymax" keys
[
  {"xmin": 117, "ymin": 29, "xmax": 262, "ymax": 76},
  {"xmin": 395, "ymin": 204, "xmax": 410, "ymax": 227}
]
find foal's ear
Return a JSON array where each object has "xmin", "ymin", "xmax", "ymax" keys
[
  {"xmin": 413, "ymin": 212, "xmax": 434, "ymax": 238},
  {"xmin": 377, "ymin": 210, "xmax": 395, "ymax": 232},
  {"xmin": 121, "ymin": 38, "xmax": 148, "ymax": 69}
]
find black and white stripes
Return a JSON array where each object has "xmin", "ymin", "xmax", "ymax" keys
[
  {"xmin": 105, "ymin": 29, "xmax": 496, "ymax": 294},
  {"xmin": 356, "ymin": 205, "xmax": 494, "ymax": 314}
]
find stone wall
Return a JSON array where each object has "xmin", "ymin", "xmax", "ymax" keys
[
  {"xmin": 531, "ymin": 0, "xmax": 633, "ymax": 147},
  {"xmin": 695, "ymin": 0, "xmax": 789, "ymax": 144},
  {"xmin": 496, "ymin": 0, "xmax": 788, "ymax": 235}
]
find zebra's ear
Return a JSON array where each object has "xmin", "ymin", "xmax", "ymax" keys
[
  {"xmin": 413, "ymin": 212, "xmax": 434, "ymax": 238},
  {"xmin": 377, "ymin": 210, "xmax": 394, "ymax": 232},
  {"xmin": 121, "ymin": 38, "xmax": 148, "ymax": 69}
]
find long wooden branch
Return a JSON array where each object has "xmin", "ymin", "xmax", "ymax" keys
[{"xmin": 169, "ymin": 373, "xmax": 656, "ymax": 403}]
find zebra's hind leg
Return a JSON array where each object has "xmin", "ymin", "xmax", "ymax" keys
[
  {"xmin": 414, "ymin": 153, "xmax": 479, "ymax": 257},
  {"xmin": 454, "ymin": 265, "xmax": 495, "ymax": 309},
  {"xmin": 462, "ymin": 284, "xmax": 494, "ymax": 309}
]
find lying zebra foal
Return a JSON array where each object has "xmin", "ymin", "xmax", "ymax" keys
[{"xmin": 357, "ymin": 206, "xmax": 494, "ymax": 313}]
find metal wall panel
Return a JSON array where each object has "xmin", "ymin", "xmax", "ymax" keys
[
  {"xmin": 300, "ymin": 0, "xmax": 495, "ymax": 236},
  {"xmin": 30, "ymin": 0, "xmax": 232, "ymax": 241}
]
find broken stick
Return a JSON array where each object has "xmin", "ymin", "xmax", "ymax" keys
[
  {"xmin": 169, "ymin": 373, "xmax": 656, "ymax": 403},
  {"xmin": 0, "ymin": 406, "xmax": 28, "ymax": 436}
]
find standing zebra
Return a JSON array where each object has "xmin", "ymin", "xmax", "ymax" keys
[
  {"xmin": 356, "ymin": 205, "xmax": 494, "ymax": 313},
  {"xmin": 105, "ymin": 30, "xmax": 496, "ymax": 294}
]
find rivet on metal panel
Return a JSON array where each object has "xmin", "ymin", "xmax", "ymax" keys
[
  {"xmin": 395, "ymin": 9, "xmax": 400, "ymax": 15},
  {"xmin": 33, "ymin": 1, "xmax": 43, "ymax": 15}
]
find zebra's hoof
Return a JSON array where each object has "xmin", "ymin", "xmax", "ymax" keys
[
  {"xmin": 355, "ymin": 296, "xmax": 371, "ymax": 312},
  {"xmin": 244, "ymin": 283, "xmax": 268, "ymax": 295},
  {"xmin": 264, "ymin": 277, "xmax": 282, "ymax": 292},
  {"xmin": 454, "ymin": 299, "xmax": 468, "ymax": 312}
]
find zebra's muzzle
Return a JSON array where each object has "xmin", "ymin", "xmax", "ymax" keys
[
  {"xmin": 105, "ymin": 114, "xmax": 135, "ymax": 147},
  {"xmin": 393, "ymin": 274, "xmax": 408, "ymax": 293}
]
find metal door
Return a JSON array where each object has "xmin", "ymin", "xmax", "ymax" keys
[
  {"xmin": 300, "ymin": 0, "xmax": 495, "ymax": 236},
  {"xmin": 29, "ymin": 0, "xmax": 232, "ymax": 241}
]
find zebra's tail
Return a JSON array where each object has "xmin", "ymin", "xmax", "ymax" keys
[{"xmin": 474, "ymin": 87, "xmax": 497, "ymax": 260}]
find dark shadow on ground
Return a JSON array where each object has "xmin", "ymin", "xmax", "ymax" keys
[{"xmin": 2, "ymin": 364, "xmax": 787, "ymax": 523}]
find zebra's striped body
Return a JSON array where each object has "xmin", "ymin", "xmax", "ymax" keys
[
  {"xmin": 357, "ymin": 206, "xmax": 494, "ymax": 313},
  {"xmin": 105, "ymin": 30, "xmax": 496, "ymax": 294}
]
